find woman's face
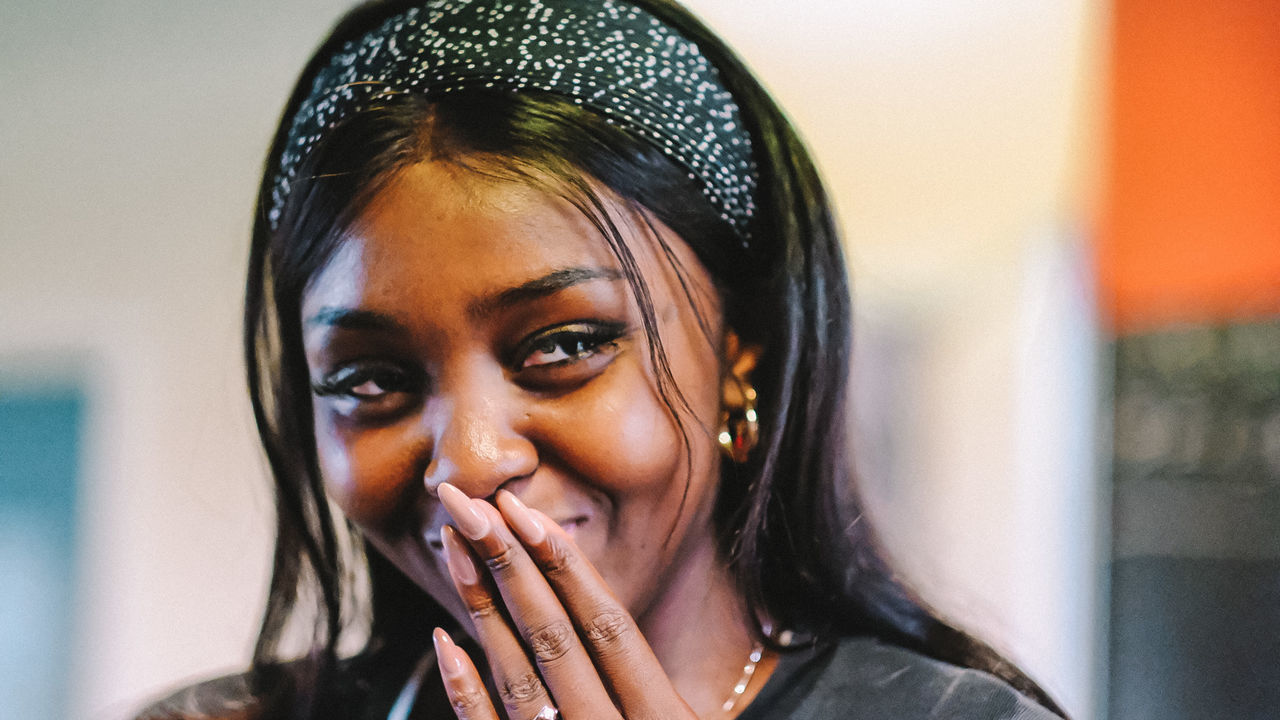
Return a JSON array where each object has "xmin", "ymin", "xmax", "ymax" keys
[{"xmin": 300, "ymin": 159, "xmax": 740, "ymax": 627}]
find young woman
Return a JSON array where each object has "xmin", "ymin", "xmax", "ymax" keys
[{"xmin": 141, "ymin": 1, "xmax": 1065, "ymax": 718}]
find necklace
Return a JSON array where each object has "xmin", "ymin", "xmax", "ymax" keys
[{"xmin": 720, "ymin": 643, "xmax": 765, "ymax": 714}]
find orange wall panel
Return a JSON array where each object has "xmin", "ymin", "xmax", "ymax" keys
[{"xmin": 1100, "ymin": 0, "xmax": 1280, "ymax": 332}]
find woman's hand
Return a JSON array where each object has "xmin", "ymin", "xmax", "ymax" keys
[{"xmin": 433, "ymin": 482, "xmax": 699, "ymax": 720}]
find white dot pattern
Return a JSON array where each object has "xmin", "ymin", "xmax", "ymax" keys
[{"xmin": 269, "ymin": 0, "xmax": 757, "ymax": 242}]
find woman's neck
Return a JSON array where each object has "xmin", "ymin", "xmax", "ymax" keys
[{"xmin": 634, "ymin": 535, "xmax": 774, "ymax": 719}]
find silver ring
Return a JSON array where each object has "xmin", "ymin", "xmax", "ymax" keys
[{"xmin": 532, "ymin": 706, "xmax": 559, "ymax": 720}]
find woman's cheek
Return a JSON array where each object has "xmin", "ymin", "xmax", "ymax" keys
[
  {"xmin": 546, "ymin": 367, "xmax": 691, "ymax": 495},
  {"xmin": 612, "ymin": 395, "xmax": 685, "ymax": 484},
  {"xmin": 314, "ymin": 414, "xmax": 420, "ymax": 527}
]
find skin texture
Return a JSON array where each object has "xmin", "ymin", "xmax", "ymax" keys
[{"xmin": 300, "ymin": 160, "xmax": 768, "ymax": 717}]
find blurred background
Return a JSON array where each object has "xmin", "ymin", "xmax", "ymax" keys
[{"xmin": 0, "ymin": 1, "xmax": 1275, "ymax": 718}]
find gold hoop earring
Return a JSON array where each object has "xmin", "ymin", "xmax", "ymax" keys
[{"xmin": 718, "ymin": 380, "xmax": 758, "ymax": 463}]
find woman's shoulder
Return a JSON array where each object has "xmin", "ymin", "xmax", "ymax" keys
[
  {"xmin": 132, "ymin": 673, "xmax": 264, "ymax": 720},
  {"xmin": 744, "ymin": 636, "xmax": 1061, "ymax": 720}
]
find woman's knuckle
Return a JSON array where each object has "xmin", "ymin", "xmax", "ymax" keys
[
  {"xmin": 528, "ymin": 620, "xmax": 576, "ymax": 663},
  {"xmin": 541, "ymin": 537, "xmax": 578, "ymax": 576},
  {"xmin": 467, "ymin": 595, "xmax": 502, "ymax": 622},
  {"xmin": 497, "ymin": 671, "xmax": 544, "ymax": 704},
  {"xmin": 450, "ymin": 688, "xmax": 489, "ymax": 715},
  {"xmin": 483, "ymin": 544, "xmax": 520, "ymax": 574},
  {"xmin": 583, "ymin": 609, "xmax": 632, "ymax": 648}
]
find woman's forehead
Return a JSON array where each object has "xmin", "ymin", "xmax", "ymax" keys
[
  {"xmin": 298, "ymin": 157, "xmax": 723, "ymax": 349},
  {"xmin": 302, "ymin": 160, "xmax": 662, "ymax": 313}
]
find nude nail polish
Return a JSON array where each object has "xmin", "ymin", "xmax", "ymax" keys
[
  {"xmin": 440, "ymin": 526, "xmax": 478, "ymax": 586},
  {"xmin": 438, "ymin": 482, "xmax": 491, "ymax": 539},
  {"xmin": 433, "ymin": 628, "xmax": 465, "ymax": 679},
  {"xmin": 498, "ymin": 490, "xmax": 546, "ymax": 544}
]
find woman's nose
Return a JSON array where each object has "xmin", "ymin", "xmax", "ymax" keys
[{"xmin": 421, "ymin": 372, "xmax": 537, "ymax": 499}]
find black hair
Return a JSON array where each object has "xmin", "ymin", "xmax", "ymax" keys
[{"xmin": 239, "ymin": 1, "xmax": 1066, "ymax": 718}]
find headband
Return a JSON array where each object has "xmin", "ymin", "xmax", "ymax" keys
[{"xmin": 270, "ymin": 0, "xmax": 758, "ymax": 241}]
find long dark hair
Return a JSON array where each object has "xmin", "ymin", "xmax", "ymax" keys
[{"xmin": 241, "ymin": 1, "xmax": 1064, "ymax": 717}]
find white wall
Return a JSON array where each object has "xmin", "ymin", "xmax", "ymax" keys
[
  {"xmin": 698, "ymin": 2, "xmax": 1105, "ymax": 714},
  {"xmin": 0, "ymin": 1, "xmax": 1104, "ymax": 717},
  {"xmin": 1, "ymin": 2, "xmax": 352, "ymax": 717}
]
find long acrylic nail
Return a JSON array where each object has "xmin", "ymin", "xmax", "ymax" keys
[
  {"xmin": 438, "ymin": 482, "xmax": 491, "ymax": 539},
  {"xmin": 441, "ymin": 526, "xmax": 478, "ymax": 586},
  {"xmin": 433, "ymin": 627, "xmax": 466, "ymax": 679},
  {"xmin": 497, "ymin": 490, "xmax": 546, "ymax": 545}
]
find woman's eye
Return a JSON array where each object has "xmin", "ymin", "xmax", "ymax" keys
[
  {"xmin": 515, "ymin": 322, "xmax": 627, "ymax": 372},
  {"xmin": 522, "ymin": 333, "xmax": 595, "ymax": 368},
  {"xmin": 311, "ymin": 364, "xmax": 419, "ymax": 403},
  {"xmin": 347, "ymin": 377, "xmax": 394, "ymax": 398}
]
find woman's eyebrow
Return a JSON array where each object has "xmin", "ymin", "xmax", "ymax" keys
[
  {"xmin": 305, "ymin": 307, "xmax": 407, "ymax": 332},
  {"xmin": 470, "ymin": 266, "xmax": 623, "ymax": 319}
]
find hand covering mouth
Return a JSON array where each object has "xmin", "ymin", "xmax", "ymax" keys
[{"xmin": 426, "ymin": 508, "xmax": 592, "ymax": 550}]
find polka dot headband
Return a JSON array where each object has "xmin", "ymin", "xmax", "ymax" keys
[{"xmin": 270, "ymin": 0, "xmax": 758, "ymax": 240}]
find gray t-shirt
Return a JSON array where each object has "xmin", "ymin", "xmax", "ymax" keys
[
  {"xmin": 737, "ymin": 637, "xmax": 1061, "ymax": 720},
  {"xmin": 136, "ymin": 636, "xmax": 1061, "ymax": 719}
]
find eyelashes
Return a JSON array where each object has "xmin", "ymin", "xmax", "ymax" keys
[
  {"xmin": 510, "ymin": 321, "xmax": 627, "ymax": 371},
  {"xmin": 310, "ymin": 363, "xmax": 426, "ymax": 419},
  {"xmin": 311, "ymin": 363, "xmax": 421, "ymax": 400},
  {"xmin": 310, "ymin": 320, "xmax": 630, "ymax": 415}
]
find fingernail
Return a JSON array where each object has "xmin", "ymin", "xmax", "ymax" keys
[
  {"xmin": 438, "ymin": 482, "xmax": 491, "ymax": 540},
  {"xmin": 441, "ymin": 526, "xmax": 478, "ymax": 586},
  {"xmin": 433, "ymin": 627, "xmax": 465, "ymax": 679},
  {"xmin": 497, "ymin": 490, "xmax": 546, "ymax": 545}
]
